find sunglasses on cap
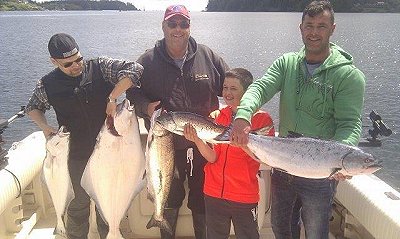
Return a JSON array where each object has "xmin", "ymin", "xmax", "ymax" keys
[
  {"xmin": 59, "ymin": 56, "xmax": 84, "ymax": 68},
  {"xmin": 166, "ymin": 20, "xmax": 190, "ymax": 29}
]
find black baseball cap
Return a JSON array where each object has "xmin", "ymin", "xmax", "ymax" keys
[{"xmin": 48, "ymin": 33, "xmax": 79, "ymax": 59}]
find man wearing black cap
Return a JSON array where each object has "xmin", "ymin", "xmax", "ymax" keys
[
  {"xmin": 127, "ymin": 4, "xmax": 229, "ymax": 239},
  {"xmin": 26, "ymin": 33, "xmax": 143, "ymax": 239}
]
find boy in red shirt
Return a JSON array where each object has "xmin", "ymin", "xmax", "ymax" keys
[{"xmin": 184, "ymin": 68, "xmax": 275, "ymax": 239}]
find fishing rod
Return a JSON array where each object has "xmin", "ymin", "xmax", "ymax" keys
[
  {"xmin": 359, "ymin": 110, "xmax": 392, "ymax": 147},
  {"xmin": 0, "ymin": 106, "xmax": 26, "ymax": 170}
]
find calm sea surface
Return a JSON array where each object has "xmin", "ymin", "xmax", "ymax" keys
[{"xmin": 0, "ymin": 11, "xmax": 399, "ymax": 191}]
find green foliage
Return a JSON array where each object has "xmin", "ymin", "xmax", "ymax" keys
[
  {"xmin": 0, "ymin": 0, "xmax": 42, "ymax": 11},
  {"xmin": 206, "ymin": 0, "xmax": 400, "ymax": 12},
  {"xmin": 39, "ymin": 0, "xmax": 138, "ymax": 11},
  {"xmin": 0, "ymin": 0, "xmax": 138, "ymax": 11}
]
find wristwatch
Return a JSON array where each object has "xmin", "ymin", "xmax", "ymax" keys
[{"xmin": 107, "ymin": 96, "xmax": 117, "ymax": 103}]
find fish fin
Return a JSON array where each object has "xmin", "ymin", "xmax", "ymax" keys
[
  {"xmin": 328, "ymin": 168, "xmax": 342, "ymax": 178},
  {"xmin": 106, "ymin": 115, "xmax": 121, "ymax": 136},
  {"xmin": 286, "ymin": 131, "xmax": 304, "ymax": 138},
  {"xmin": 146, "ymin": 215, "xmax": 173, "ymax": 235},
  {"xmin": 53, "ymin": 220, "xmax": 66, "ymax": 236},
  {"xmin": 147, "ymin": 191, "xmax": 154, "ymax": 202},
  {"xmin": 214, "ymin": 127, "xmax": 231, "ymax": 142},
  {"xmin": 273, "ymin": 167, "xmax": 288, "ymax": 173},
  {"xmin": 242, "ymin": 146, "xmax": 261, "ymax": 162},
  {"xmin": 81, "ymin": 169, "xmax": 108, "ymax": 225}
]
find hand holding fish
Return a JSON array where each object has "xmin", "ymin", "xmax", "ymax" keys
[
  {"xmin": 330, "ymin": 172, "xmax": 352, "ymax": 181},
  {"xmin": 183, "ymin": 123, "xmax": 202, "ymax": 144},
  {"xmin": 231, "ymin": 118, "xmax": 251, "ymax": 146},
  {"xmin": 147, "ymin": 101, "xmax": 161, "ymax": 118},
  {"xmin": 106, "ymin": 101, "xmax": 117, "ymax": 117},
  {"xmin": 43, "ymin": 125, "xmax": 58, "ymax": 139},
  {"xmin": 183, "ymin": 123, "xmax": 217, "ymax": 163}
]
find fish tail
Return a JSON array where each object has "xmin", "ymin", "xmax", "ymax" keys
[
  {"xmin": 146, "ymin": 215, "xmax": 173, "ymax": 235},
  {"xmin": 53, "ymin": 221, "xmax": 66, "ymax": 236},
  {"xmin": 105, "ymin": 230, "xmax": 123, "ymax": 239}
]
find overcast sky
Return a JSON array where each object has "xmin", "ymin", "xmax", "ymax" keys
[{"xmin": 129, "ymin": 0, "xmax": 209, "ymax": 11}]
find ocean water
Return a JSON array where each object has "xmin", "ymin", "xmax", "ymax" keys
[{"xmin": 0, "ymin": 11, "xmax": 399, "ymax": 190}]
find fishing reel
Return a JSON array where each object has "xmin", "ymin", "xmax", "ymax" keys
[
  {"xmin": 358, "ymin": 110, "xmax": 392, "ymax": 147},
  {"xmin": 0, "ymin": 106, "xmax": 26, "ymax": 170}
]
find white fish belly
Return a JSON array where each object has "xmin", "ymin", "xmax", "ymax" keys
[
  {"xmin": 81, "ymin": 123, "xmax": 145, "ymax": 235},
  {"xmin": 42, "ymin": 135, "xmax": 74, "ymax": 235}
]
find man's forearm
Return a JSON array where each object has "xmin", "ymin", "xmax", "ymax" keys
[{"xmin": 27, "ymin": 109, "xmax": 57, "ymax": 138}]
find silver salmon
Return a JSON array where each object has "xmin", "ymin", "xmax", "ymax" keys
[
  {"xmin": 145, "ymin": 109, "xmax": 175, "ymax": 234},
  {"xmin": 156, "ymin": 111, "xmax": 382, "ymax": 179},
  {"xmin": 156, "ymin": 111, "xmax": 228, "ymax": 143}
]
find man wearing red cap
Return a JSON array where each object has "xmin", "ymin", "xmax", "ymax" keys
[{"xmin": 127, "ymin": 4, "xmax": 229, "ymax": 239}]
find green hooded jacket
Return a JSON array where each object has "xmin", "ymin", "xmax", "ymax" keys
[{"xmin": 236, "ymin": 43, "xmax": 365, "ymax": 146}]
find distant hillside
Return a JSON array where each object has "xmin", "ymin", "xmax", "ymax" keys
[
  {"xmin": 0, "ymin": 0, "xmax": 138, "ymax": 11},
  {"xmin": 206, "ymin": 0, "xmax": 400, "ymax": 13},
  {"xmin": 40, "ymin": 0, "xmax": 137, "ymax": 11},
  {"xmin": 0, "ymin": 0, "xmax": 43, "ymax": 11}
]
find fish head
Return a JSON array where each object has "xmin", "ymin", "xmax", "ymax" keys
[
  {"xmin": 46, "ymin": 126, "xmax": 70, "ymax": 157},
  {"xmin": 152, "ymin": 121, "xmax": 172, "ymax": 137},
  {"xmin": 341, "ymin": 148, "xmax": 382, "ymax": 176},
  {"xmin": 149, "ymin": 108, "xmax": 162, "ymax": 130},
  {"xmin": 112, "ymin": 99, "xmax": 137, "ymax": 136},
  {"xmin": 155, "ymin": 112, "xmax": 182, "ymax": 135},
  {"xmin": 156, "ymin": 111, "xmax": 228, "ymax": 142}
]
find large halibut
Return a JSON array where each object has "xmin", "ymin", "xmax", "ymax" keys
[
  {"xmin": 81, "ymin": 99, "xmax": 145, "ymax": 239},
  {"xmin": 42, "ymin": 126, "xmax": 74, "ymax": 236}
]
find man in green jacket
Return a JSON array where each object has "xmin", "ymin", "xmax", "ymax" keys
[{"xmin": 230, "ymin": 1, "xmax": 365, "ymax": 239}]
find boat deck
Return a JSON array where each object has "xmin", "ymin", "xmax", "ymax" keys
[
  {"xmin": 17, "ymin": 204, "xmax": 341, "ymax": 239},
  {"xmin": 23, "ymin": 210, "xmax": 291, "ymax": 239}
]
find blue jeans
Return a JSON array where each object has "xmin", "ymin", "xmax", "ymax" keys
[
  {"xmin": 271, "ymin": 170, "xmax": 336, "ymax": 239},
  {"xmin": 291, "ymin": 197, "xmax": 302, "ymax": 239}
]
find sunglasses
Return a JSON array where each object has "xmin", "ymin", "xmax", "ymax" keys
[
  {"xmin": 59, "ymin": 56, "xmax": 84, "ymax": 68},
  {"xmin": 166, "ymin": 20, "xmax": 190, "ymax": 29}
]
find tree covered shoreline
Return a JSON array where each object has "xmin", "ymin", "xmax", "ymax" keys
[
  {"xmin": 1, "ymin": 0, "xmax": 400, "ymax": 12},
  {"xmin": 0, "ymin": 0, "xmax": 138, "ymax": 11},
  {"xmin": 206, "ymin": 0, "xmax": 400, "ymax": 13}
]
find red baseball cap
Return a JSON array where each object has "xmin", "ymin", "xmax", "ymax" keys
[{"xmin": 164, "ymin": 5, "xmax": 190, "ymax": 21}]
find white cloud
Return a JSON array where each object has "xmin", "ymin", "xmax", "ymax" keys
[{"xmin": 129, "ymin": 0, "xmax": 208, "ymax": 11}]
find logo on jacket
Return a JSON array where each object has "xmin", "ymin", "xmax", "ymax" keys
[{"xmin": 194, "ymin": 74, "xmax": 209, "ymax": 81}]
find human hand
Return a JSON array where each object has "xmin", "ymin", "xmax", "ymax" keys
[
  {"xmin": 43, "ymin": 125, "xmax": 58, "ymax": 139},
  {"xmin": 209, "ymin": 109, "xmax": 221, "ymax": 119},
  {"xmin": 230, "ymin": 118, "xmax": 251, "ymax": 146},
  {"xmin": 330, "ymin": 172, "xmax": 352, "ymax": 181},
  {"xmin": 106, "ymin": 101, "xmax": 117, "ymax": 117},
  {"xmin": 183, "ymin": 123, "xmax": 201, "ymax": 143},
  {"xmin": 147, "ymin": 101, "xmax": 161, "ymax": 118}
]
